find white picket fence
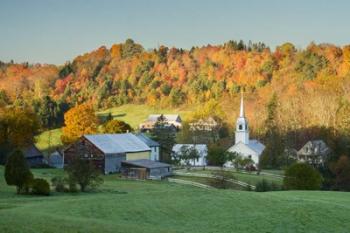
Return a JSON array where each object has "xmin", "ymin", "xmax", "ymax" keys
[{"xmin": 173, "ymin": 171, "xmax": 256, "ymax": 189}]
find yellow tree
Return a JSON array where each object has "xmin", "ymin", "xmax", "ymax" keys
[
  {"xmin": 61, "ymin": 104, "xmax": 99, "ymax": 144},
  {"xmin": 0, "ymin": 107, "xmax": 40, "ymax": 164}
]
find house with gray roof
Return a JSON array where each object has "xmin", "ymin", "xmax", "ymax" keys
[
  {"xmin": 64, "ymin": 133, "xmax": 154, "ymax": 174},
  {"xmin": 139, "ymin": 114, "xmax": 182, "ymax": 131},
  {"xmin": 297, "ymin": 140, "xmax": 331, "ymax": 166}
]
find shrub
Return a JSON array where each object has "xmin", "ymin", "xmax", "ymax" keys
[
  {"xmin": 330, "ymin": 155, "xmax": 350, "ymax": 191},
  {"xmin": 255, "ymin": 179, "xmax": 282, "ymax": 192},
  {"xmin": 67, "ymin": 179, "xmax": 79, "ymax": 193},
  {"xmin": 4, "ymin": 150, "xmax": 33, "ymax": 194},
  {"xmin": 284, "ymin": 163, "xmax": 322, "ymax": 190},
  {"xmin": 66, "ymin": 157, "xmax": 103, "ymax": 192},
  {"xmin": 32, "ymin": 178, "xmax": 50, "ymax": 195},
  {"xmin": 51, "ymin": 176, "xmax": 66, "ymax": 192}
]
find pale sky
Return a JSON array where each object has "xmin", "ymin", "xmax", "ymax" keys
[{"xmin": 0, "ymin": 0, "xmax": 349, "ymax": 64}]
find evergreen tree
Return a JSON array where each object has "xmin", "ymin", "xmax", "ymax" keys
[
  {"xmin": 5, "ymin": 150, "xmax": 33, "ymax": 194},
  {"xmin": 260, "ymin": 93, "xmax": 284, "ymax": 168},
  {"xmin": 37, "ymin": 96, "xmax": 57, "ymax": 129},
  {"xmin": 151, "ymin": 115, "xmax": 176, "ymax": 163}
]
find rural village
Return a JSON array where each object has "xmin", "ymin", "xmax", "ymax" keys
[{"xmin": 1, "ymin": 1, "xmax": 350, "ymax": 232}]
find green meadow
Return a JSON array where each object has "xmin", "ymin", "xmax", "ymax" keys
[
  {"xmin": 35, "ymin": 104, "xmax": 193, "ymax": 153},
  {"xmin": 1, "ymin": 166, "xmax": 350, "ymax": 233}
]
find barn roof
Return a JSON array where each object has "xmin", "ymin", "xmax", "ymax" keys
[
  {"xmin": 135, "ymin": 133, "xmax": 159, "ymax": 147},
  {"xmin": 121, "ymin": 159, "xmax": 171, "ymax": 169},
  {"xmin": 22, "ymin": 144, "xmax": 43, "ymax": 158},
  {"xmin": 84, "ymin": 133, "xmax": 151, "ymax": 154}
]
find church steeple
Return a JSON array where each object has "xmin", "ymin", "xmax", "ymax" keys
[
  {"xmin": 235, "ymin": 92, "xmax": 249, "ymax": 144},
  {"xmin": 239, "ymin": 91, "xmax": 245, "ymax": 117}
]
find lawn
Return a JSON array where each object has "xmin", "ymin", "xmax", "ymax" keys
[
  {"xmin": 1, "ymin": 166, "xmax": 350, "ymax": 233},
  {"xmin": 97, "ymin": 104, "xmax": 193, "ymax": 128},
  {"xmin": 36, "ymin": 104, "xmax": 193, "ymax": 152},
  {"xmin": 181, "ymin": 168, "xmax": 284, "ymax": 186},
  {"xmin": 35, "ymin": 128, "xmax": 63, "ymax": 154}
]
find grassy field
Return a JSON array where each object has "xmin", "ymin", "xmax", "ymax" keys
[
  {"xmin": 36, "ymin": 104, "xmax": 193, "ymax": 152},
  {"xmin": 97, "ymin": 104, "xmax": 193, "ymax": 128},
  {"xmin": 180, "ymin": 168, "xmax": 284, "ymax": 186},
  {"xmin": 1, "ymin": 166, "xmax": 350, "ymax": 233},
  {"xmin": 35, "ymin": 128, "xmax": 63, "ymax": 154}
]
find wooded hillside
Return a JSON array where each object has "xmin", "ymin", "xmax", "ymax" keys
[{"xmin": 1, "ymin": 39, "xmax": 350, "ymax": 154}]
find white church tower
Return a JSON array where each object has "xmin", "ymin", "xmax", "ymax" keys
[
  {"xmin": 226, "ymin": 91, "xmax": 265, "ymax": 168},
  {"xmin": 235, "ymin": 92, "xmax": 249, "ymax": 144}
]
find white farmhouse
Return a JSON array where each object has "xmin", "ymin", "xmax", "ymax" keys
[
  {"xmin": 225, "ymin": 93, "xmax": 265, "ymax": 167},
  {"xmin": 172, "ymin": 144, "xmax": 208, "ymax": 166}
]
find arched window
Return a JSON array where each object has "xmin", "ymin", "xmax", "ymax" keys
[{"xmin": 239, "ymin": 124, "xmax": 243, "ymax": 130}]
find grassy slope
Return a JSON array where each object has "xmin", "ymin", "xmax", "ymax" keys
[
  {"xmin": 1, "ymin": 166, "xmax": 350, "ymax": 233},
  {"xmin": 35, "ymin": 128, "xmax": 63, "ymax": 153},
  {"xmin": 97, "ymin": 104, "xmax": 193, "ymax": 128},
  {"xmin": 36, "ymin": 104, "xmax": 193, "ymax": 152},
  {"xmin": 181, "ymin": 169, "xmax": 284, "ymax": 186}
]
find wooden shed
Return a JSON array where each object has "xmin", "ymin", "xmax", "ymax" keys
[{"xmin": 121, "ymin": 159, "xmax": 172, "ymax": 179}]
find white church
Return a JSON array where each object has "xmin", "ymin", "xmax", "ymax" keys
[{"xmin": 225, "ymin": 93, "xmax": 265, "ymax": 168}]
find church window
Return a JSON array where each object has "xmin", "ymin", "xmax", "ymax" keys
[{"xmin": 239, "ymin": 124, "xmax": 243, "ymax": 130}]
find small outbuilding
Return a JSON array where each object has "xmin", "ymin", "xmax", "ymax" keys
[
  {"xmin": 23, "ymin": 144, "xmax": 44, "ymax": 167},
  {"xmin": 48, "ymin": 149, "xmax": 64, "ymax": 168},
  {"xmin": 121, "ymin": 159, "xmax": 172, "ymax": 179},
  {"xmin": 139, "ymin": 114, "xmax": 182, "ymax": 131}
]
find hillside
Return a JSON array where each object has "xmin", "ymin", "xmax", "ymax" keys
[
  {"xmin": 1, "ymin": 166, "xmax": 350, "ymax": 233},
  {"xmin": 35, "ymin": 104, "xmax": 193, "ymax": 153},
  {"xmin": 1, "ymin": 40, "xmax": 350, "ymax": 145}
]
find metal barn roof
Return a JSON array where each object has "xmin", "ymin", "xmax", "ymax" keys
[
  {"xmin": 135, "ymin": 133, "xmax": 160, "ymax": 147},
  {"xmin": 84, "ymin": 133, "xmax": 151, "ymax": 154},
  {"xmin": 121, "ymin": 159, "xmax": 171, "ymax": 169},
  {"xmin": 22, "ymin": 144, "xmax": 43, "ymax": 158}
]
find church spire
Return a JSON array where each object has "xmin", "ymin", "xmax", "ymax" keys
[{"xmin": 239, "ymin": 91, "xmax": 245, "ymax": 117}]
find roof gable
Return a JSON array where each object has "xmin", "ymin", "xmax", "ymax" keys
[
  {"xmin": 297, "ymin": 140, "xmax": 331, "ymax": 155},
  {"xmin": 135, "ymin": 133, "xmax": 159, "ymax": 147},
  {"xmin": 228, "ymin": 140, "xmax": 265, "ymax": 155},
  {"xmin": 22, "ymin": 144, "xmax": 43, "ymax": 158}
]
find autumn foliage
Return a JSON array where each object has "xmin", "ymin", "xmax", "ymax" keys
[
  {"xmin": 61, "ymin": 104, "xmax": 99, "ymax": 144},
  {"xmin": 0, "ymin": 39, "xmax": 350, "ymax": 152}
]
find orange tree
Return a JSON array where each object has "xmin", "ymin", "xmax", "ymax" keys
[{"xmin": 61, "ymin": 104, "xmax": 99, "ymax": 144}]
